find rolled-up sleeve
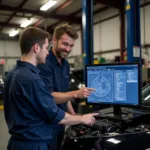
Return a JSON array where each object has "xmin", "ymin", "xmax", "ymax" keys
[{"xmin": 23, "ymin": 78, "xmax": 65, "ymax": 124}]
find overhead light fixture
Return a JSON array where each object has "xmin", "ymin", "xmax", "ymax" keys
[
  {"xmin": 40, "ymin": 0, "xmax": 57, "ymax": 11},
  {"xmin": 20, "ymin": 19, "xmax": 32, "ymax": 28},
  {"xmin": 9, "ymin": 30, "xmax": 19, "ymax": 37}
]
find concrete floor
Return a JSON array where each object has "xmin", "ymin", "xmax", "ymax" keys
[{"xmin": 0, "ymin": 110, "xmax": 10, "ymax": 150}]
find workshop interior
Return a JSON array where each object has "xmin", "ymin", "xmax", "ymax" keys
[{"xmin": 1, "ymin": 0, "xmax": 150, "ymax": 150}]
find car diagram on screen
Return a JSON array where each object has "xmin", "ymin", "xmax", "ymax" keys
[{"xmin": 88, "ymin": 70, "xmax": 113, "ymax": 102}]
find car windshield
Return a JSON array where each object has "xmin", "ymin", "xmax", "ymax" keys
[{"xmin": 142, "ymin": 83, "xmax": 150, "ymax": 106}]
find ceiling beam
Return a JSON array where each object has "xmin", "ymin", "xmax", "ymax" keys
[
  {"xmin": 47, "ymin": 6, "xmax": 109, "ymax": 33},
  {"xmin": 0, "ymin": 5, "xmax": 111, "ymax": 34},
  {"xmin": 50, "ymin": 0, "xmax": 74, "ymax": 14},
  {"xmin": 5, "ymin": 0, "xmax": 28, "ymax": 23},
  {"xmin": 0, "ymin": 4, "xmax": 81, "ymax": 24},
  {"xmin": 46, "ymin": 6, "xmax": 83, "ymax": 33},
  {"xmin": 141, "ymin": 1, "xmax": 150, "ymax": 7},
  {"xmin": 96, "ymin": 0, "xmax": 125, "ymax": 9},
  {"xmin": 0, "ymin": 0, "xmax": 28, "ymax": 31},
  {"xmin": 0, "ymin": 22, "xmax": 23, "ymax": 29},
  {"xmin": 0, "ymin": 13, "xmax": 33, "ymax": 18}
]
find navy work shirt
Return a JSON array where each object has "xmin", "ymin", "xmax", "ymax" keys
[
  {"xmin": 38, "ymin": 49, "xmax": 70, "ymax": 135},
  {"xmin": 4, "ymin": 60, "xmax": 65, "ymax": 141}
]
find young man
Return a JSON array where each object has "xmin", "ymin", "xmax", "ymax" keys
[
  {"xmin": 3, "ymin": 27, "xmax": 98, "ymax": 150},
  {"xmin": 38, "ymin": 24, "xmax": 95, "ymax": 150}
]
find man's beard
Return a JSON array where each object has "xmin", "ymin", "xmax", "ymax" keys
[{"xmin": 56, "ymin": 47, "xmax": 70, "ymax": 59}]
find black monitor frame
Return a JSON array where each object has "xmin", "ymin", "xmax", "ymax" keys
[{"xmin": 85, "ymin": 62, "xmax": 141, "ymax": 117}]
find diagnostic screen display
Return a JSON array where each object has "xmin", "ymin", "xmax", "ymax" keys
[{"xmin": 86, "ymin": 64, "xmax": 140, "ymax": 106}]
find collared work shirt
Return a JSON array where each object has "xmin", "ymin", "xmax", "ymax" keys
[
  {"xmin": 4, "ymin": 60, "xmax": 65, "ymax": 141},
  {"xmin": 38, "ymin": 49, "xmax": 70, "ymax": 134}
]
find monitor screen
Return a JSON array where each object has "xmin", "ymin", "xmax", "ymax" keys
[{"xmin": 85, "ymin": 63, "xmax": 141, "ymax": 107}]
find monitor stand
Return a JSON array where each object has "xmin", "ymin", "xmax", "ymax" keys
[{"xmin": 105, "ymin": 106, "xmax": 127, "ymax": 119}]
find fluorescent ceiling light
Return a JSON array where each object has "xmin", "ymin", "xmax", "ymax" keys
[
  {"xmin": 9, "ymin": 30, "xmax": 19, "ymax": 37},
  {"xmin": 40, "ymin": 0, "xmax": 57, "ymax": 11},
  {"xmin": 20, "ymin": 20, "xmax": 32, "ymax": 28}
]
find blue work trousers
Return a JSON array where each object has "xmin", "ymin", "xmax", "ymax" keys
[{"xmin": 7, "ymin": 137, "xmax": 51, "ymax": 150}]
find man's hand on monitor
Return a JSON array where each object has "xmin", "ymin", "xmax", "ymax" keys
[
  {"xmin": 76, "ymin": 87, "xmax": 95, "ymax": 99},
  {"xmin": 81, "ymin": 113, "xmax": 99, "ymax": 126}
]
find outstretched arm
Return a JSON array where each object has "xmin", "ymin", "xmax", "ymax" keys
[
  {"xmin": 52, "ymin": 87, "xmax": 95, "ymax": 104},
  {"xmin": 59, "ymin": 112, "xmax": 99, "ymax": 126}
]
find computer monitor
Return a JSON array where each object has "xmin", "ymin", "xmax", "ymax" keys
[{"xmin": 85, "ymin": 63, "xmax": 141, "ymax": 116}]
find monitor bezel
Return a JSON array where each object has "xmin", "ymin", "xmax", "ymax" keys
[{"xmin": 85, "ymin": 62, "xmax": 141, "ymax": 108}]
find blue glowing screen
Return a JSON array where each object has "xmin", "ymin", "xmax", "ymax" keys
[{"xmin": 86, "ymin": 64, "xmax": 139, "ymax": 106}]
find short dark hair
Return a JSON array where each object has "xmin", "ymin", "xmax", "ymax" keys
[
  {"xmin": 19, "ymin": 27, "xmax": 49, "ymax": 55},
  {"xmin": 53, "ymin": 24, "xmax": 78, "ymax": 40}
]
